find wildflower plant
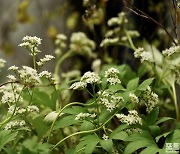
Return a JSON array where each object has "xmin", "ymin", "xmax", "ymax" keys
[{"xmin": 0, "ymin": 7, "xmax": 180, "ymax": 154}]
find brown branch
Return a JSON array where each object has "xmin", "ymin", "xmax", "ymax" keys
[{"xmin": 122, "ymin": 0, "xmax": 177, "ymax": 45}]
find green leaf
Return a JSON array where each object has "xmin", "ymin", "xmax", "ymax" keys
[
  {"xmin": 155, "ymin": 131, "xmax": 173, "ymax": 143},
  {"xmin": 110, "ymin": 131, "xmax": 128, "ymax": 140},
  {"xmin": 54, "ymin": 115, "xmax": 80, "ymax": 129},
  {"xmin": 166, "ymin": 129, "xmax": 180, "ymax": 143},
  {"xmin": 138, "ymin": 78, "xmax": 154, "ymax": 90},
  {"xmin": 76, "ymin": 135, "xmax": 100, "ymax": 153},
  {"xmin": 126, "ymin": 131, "xmax": 155, "ymax": 143},
  {"xmin": 85, "ymin": 140, "xmax": 99, "ymax": 154},
  {"xmin": 33, "ymin": 90, "xmax": 53, "ymax": 109},
  {"xmin": 99, "ymin": 109, "xmax": 112, "ymax": 124},
  {"xmin": 0, "ymin": 130, "xmax": 18, "ymax": 150},
  {"xmin": 80, "ymin": 121, "xmax": 94, "ymax": 131},
  {"xmin": 124, "ymin": 140, "xmax": 155, "ymax": 154},
  {"xmin": 149, "ymin": 126, "xmax": 160, "ymax": 137},
  {"xmin": 31, "ymin": 116, "xmax": 49, "ymax": 140},
  {"xmin": 140, "ymin": 146, "xmax": 160, "ymax": 154},
  {"xmin": 147, "ymin": 108, "xmax": 159, "ymax": 126},
  {"xmin": 100, "ymin": 139, "xmax": 113, "ymax": 153},
  {"xmin": 155, "ymin": 117, "xmax": 174, "ymax": 125},
  {"xmin": 127, "ymin": 77, "xmax": 139, "ymax": 90},
  {"xmin": 63, "ymin": 106, "xmax": 86, "ymax": 115}
]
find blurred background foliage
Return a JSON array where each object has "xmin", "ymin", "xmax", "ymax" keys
[{"xmin": 0, "ymin": 0, "xmax": 177, "ymax": 79}]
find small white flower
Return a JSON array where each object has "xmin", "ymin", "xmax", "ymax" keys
[
  {"xmin": 39, "ymin": 71, "xmax": 52, "ymax": 78},
  {"xmin": 75, "ymin": 112, "xmax": 96, "ymax": 120},
  {"xmin": 129, "ymin": 93, "xmax": 139, "ymax": 104},
  {"xmin": 116, "ymin": 110, "xmax": 142, "ymax": 125},
  {"xmin": 4, "ymin": 120, "xmax": 26, "ymax": 130},
  {"xmin": 8, "ymin": 65, "xmax": 18, "ymax": 71},
  {"xmin": 162, "ymin": 45, "xmax": 180, "ymax": 57},
  {"xmin": 18, "ymin": 66, "xmax": 40, "ymax": 84},
  {"xmin": 102, "ymin": 134, "xmax": 109, "ymax": 140},
  {"xmin": 81, "ymin": 71, "xmax": 101, "ymax": 84},
  {"xmin": 27, "ymin": 105, "xmax": 39, "ymax": 113},
  {"xmin": 7, "ymin": 75, "xmax": 16, "ymax": 81},
  {"xmin": 107, "ymin": 77, "xmax": 121, "ymax": 85},
  {"xmin": 69, "ymin": 81, "xmax": 87, "ymax": 90}
]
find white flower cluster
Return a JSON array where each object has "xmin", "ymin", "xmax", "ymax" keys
[
  {"xmin": 37, "ymin": 55, "xmax": 55, "ymax": 67},
  {"xmin": 4, "ymin": 120, "xmax": 26, "ymax": 130},
  {"xmin": 125, "ymin": 128, "xmax": 142, "ymax": 135},
  {"xmin": 140, "ymin": 86, "xmax": 159, "ymax": 113},
  {"xmin": 39, "ymin": 70, "xmax": 52, "ymax": 79},
  {"xmin": 7, "ymin": 75, "xmax": 16, "ymax": 81},
  {"xmin": 69, "ymin": 71, "xmax": 101, "ymax": 90},
  {"xmin": 8, "ymin": 105, "xmax": 39, "ymax": 115},
  {"xmin": 18, "ymin": 66, "xmax": 40, "ymax": 85},
  {"xmin": 0, "ymin": 84, "xmax": 23, "ymax": 104},
  {"xmin": 27, "ymin": 105, "xmax": 39, "ymax": 113},
  {"xmin": 105, "ymin": 68, "xmax": 121, "ymax": 85},
  {"xmin": 100, "ymin": 37, "xmax": 119, "ymax": 47},
  {"xmin": 81, "ymin": 71, "xmax": 101, "ymax": 84},
  {"xmin": 55, "ymin": 34, "xmax": 67, "ymax": 55},
  {"xmin": 8, "ymin": 65, "xmax": 18, "ymax": 71},
  {"xmin": 91, "ymin": 59, "xmax": 101, "ymax": 73},
  {"xmin": 129, "ymin": 93, "xmax": 139, "ymax": 104},
  {"xmin": 75, "ymin": 112, "xmax": 96, "ymax": 120},
  {"xmin": 0, "ymin": 58, "xmax": 6, "ymax": 68},
  {"xmin": 69, "ymin": 81, "xmax": 87, "ymax": 90},
  {"xmin": 98, "ymin": 90, "xmax": 124, "ymax": 112},
  {"xmin": 162, "ymin": 45, "xmax": 180, "ymax": 57},
  {"xmin": 134, "ymin": 47, "xmax": 152, "ymax": 63},
  {"xmin": 70, "ymin": 32, "xmax": 96, "ymax": 57},
  {"xmin": 108, "ymin": 12, "xmax": 128, "ymax": 27},
  {"xmin": 116, "ymin": 110, "xmax": 142, "ymax": 125},
  {"xmin": 19, "ymin": 36, "xmax": 42, "ymax": 55}
]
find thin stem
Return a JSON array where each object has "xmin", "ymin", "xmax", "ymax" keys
[
  {"xmin": 51, "ymin": 111, "xmax": 118, "ymax": 151},
  {"xmin": 172, "ymin": 84, "xmax": 179, "ymax": 121},
  {"xmin": 47, "ymin": 101, "xmax": 95, "ymax": 142},
  {"xmin": 54, "ymin": 50, "xmax": 73, "ymax": 77},
  {"xmin": 125, "ymin": 29, "xmax": 136, "ymax": 50}
]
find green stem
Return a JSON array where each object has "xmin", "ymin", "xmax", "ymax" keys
[
  {"xmin": 125, "ymin": 29, "xmax": 136, "ymax": 50},
  {"xmin": 54, "ymin": 50, "xmax": 73, "ymax": 77},
  {"xmin": 47, "ymin": 101, "xmax": 95, "ymax": 142},
  {"xmin": 172, "ymin": 84, "xmax": 179, "ymax": 121},
  {"xmin": 51, "ymin": 111, "xmax": 117, "ymax": 151}
]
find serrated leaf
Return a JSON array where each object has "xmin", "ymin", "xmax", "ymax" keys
[
  {"xmin": 0, "ymin": 130, "xmax": 18, "ymax": 150},
  {"xmin": 127, "ymin": 78, "xmax": 139, "ymax": 90},
  {"xmin": 147, "ymin": 108, "xmax": 159, "ymax": 126},
  {"xmin": 54, "ymin": 115, "xmax": 80, "ymax": 129},
  {"xmin": 100, "ymin": 139, "xmax": 113, "ymax": 153},
  {"xmin": 138, "ymin": 78, "xmax": 154, "ymax": 90}
]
